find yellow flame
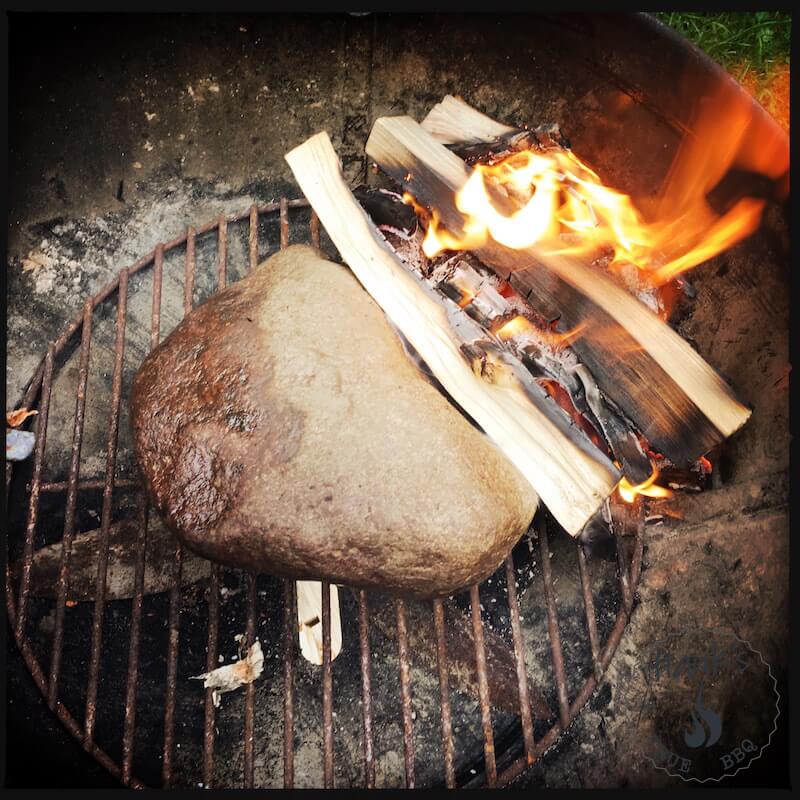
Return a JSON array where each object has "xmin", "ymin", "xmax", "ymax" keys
[
  {"xmin": 618, "ymin": 467, "xmax": 673, "ymax": 503},
  {"xmin": 496, "ymin": 315, "xmax": 586, "ymax": 349},
  {"xmin": 496, "ymin": 315, "xmax": 533, "ymax": 340},
  {"xmin": 416, "ymin": 84, "xmax": 788, "ymax": 287}
]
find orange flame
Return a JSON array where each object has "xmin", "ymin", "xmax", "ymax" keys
[
  {"xmin": 618, "ymin": 467, "xmax": 673, "ymax": 504},
  {"xmin": 419, "ymin": 84, "xmax": 788, "ymax": 287},
  {"xmin": 496, "ymin": 315, "xmax": 586, "ymax": 349}
]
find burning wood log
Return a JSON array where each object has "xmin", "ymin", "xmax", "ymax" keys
[
  {"xmin": 364, "ymin": 114, "xmax": 751, "ymax": 468},
  {"xmin": 356, "ymin": 188, "xmax": 653, "ymax": 485},
  {"xmin": 285, "ymin": 132, "xmax": 620, "ymax": 537}
]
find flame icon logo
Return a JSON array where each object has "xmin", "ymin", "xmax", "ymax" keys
[{"xmin": 683, "ymin": 686, "xmax": 722, "ymax": 748}]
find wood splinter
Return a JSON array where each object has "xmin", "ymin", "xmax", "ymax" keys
[{"xmin": 296, "ymin": 580, "xmax": 342, "ymax": 665}]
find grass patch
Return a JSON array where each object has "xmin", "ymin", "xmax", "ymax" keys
[{"xmin": 653, "ymin": 11, "xmax": 791, "ymax": 81}]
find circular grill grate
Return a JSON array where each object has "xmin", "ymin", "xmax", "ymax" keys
[{"xmin": 6, "ymin": 198, "xmax": 643, "ymax": 789}]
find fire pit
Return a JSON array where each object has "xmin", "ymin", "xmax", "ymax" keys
[{"xmin": 7, "ymin": 13, "xmax": 789, "ymax": 788}]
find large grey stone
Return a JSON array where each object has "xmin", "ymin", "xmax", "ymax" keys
[{"xmin": 131, "ymin": 244, "xmax": 538, "ymax": 598}]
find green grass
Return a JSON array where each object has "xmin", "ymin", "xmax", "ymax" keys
[{"xmin": 653, "ymin": 11, "xmax": 791, "ymax": 81}]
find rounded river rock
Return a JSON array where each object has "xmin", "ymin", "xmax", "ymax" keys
[{"xmin": 131, "ymin": 244, "xmax": 538, "ymax": 598}]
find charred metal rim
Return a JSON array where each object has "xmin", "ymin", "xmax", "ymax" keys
[{"xmin": 6, "ymin": 198, "xmax": 643, "ymax": 789}]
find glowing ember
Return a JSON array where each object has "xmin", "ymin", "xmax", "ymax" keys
[
  {"xmin": 415, "ymin": 84, "xmax": 788, "ymax": 288},
  {"xmin": 618, "ymin": 467, "xmax": 673, "ymax": 503}
]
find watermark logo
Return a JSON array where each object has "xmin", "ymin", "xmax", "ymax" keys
[
  {"xmin": 628, "ymin": 627, "xmax": 780, "ymax": 784},
  {"xmin": 683, "ymin": 685, "xmax": 722, "ymax": 748}
]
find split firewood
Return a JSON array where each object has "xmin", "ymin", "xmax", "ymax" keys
[
  {"xmin": 422, "ymin": 94, "xmax": 569, "ymax": 161},
  {"xmin": 421, "ymin": 95, "xmax": 515, "ymax": 145},
  {"xmin": 285, "ymin": 131, "xmax": 620, "ymax": 536},
  {"xmin": 572, "ymin": 364, "xmax": 651, "ymax": 483},
  {"xmin": 365, "ymin": 114, "xmax": 751, "ymax": 468},
  {"xmin": 296, "ymin": 580, "xmax": 343, "ymax": 665}
]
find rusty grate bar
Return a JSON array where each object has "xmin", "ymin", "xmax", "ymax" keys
[
  {"xmin": 243, "ymin": 572, "xmax": 258, "ymax": 787},
  {"xmin": 616, "ymin": 543, "xmax": 633, "ymax": 615},
  {"xmin": 38, "ymin": 478, "xmax": 138, "ymax": 494},
  {"xmin": 160, "ymin": 241, "xmax": 185, "ymax": 788},
  {"xmin": 395, "ymin": 598, "xmax": 416, "ymax": 788},
  {"xmin": 249, "ymin": 204, "xmax": 259, "ymax": 271},
  {"xmin": 432, "ymin": 599, "xmax": 456, "ymax": 788},
  {"xmin": 48, "ymin": 299, "xmax": 93, "ymax": 708},
  {"xmin": 203, "ymin": 565, "xmax": 220, "ymax": 787},
  {"xmin": 242, "ymin": 210, "xmax": 259, "ymax": 787},
  {"xmin": 185, "ymin": 226, "xmax": 196, "ymax": 310},
  {"xmin": 122, "ymin": 251, "xmax": 163, "ymax": 783},
  {"xmin": 201, "ymin": 214, "xmax": 229, "ymax": 788},
  {"xmin": 282, "ymin": 578, "xmax": 296, "ymax": 788},
  {"xmin": 576, "ymin": 544, "xmax": 603, "ymax": 682},
  {"xmin": 152, "ymin": 244, "xmax": 164, "ymax": 344},
  {"xmin": 615, "ymin": 499, "xmax": 645, "ymax": 595},
  {"xmin": 310, "ymin": 210, "xmax": 320, "ymax": 249},
  {"xmin": 280, "ymin": 197, "xmax": 289, "ymax": 250},
  {"xmin": 278, "ymin": 205, "xmax": 296, "ymax": 789},
  {"xmin": 161, "ymin": 543, "xmax": 183, "ymax": 787},
  {"xmin": 622, "ymin": 501, "xmax": 645, "ymax": 621},
  {"xmin": 470, "ymin": 583, "xmax": 497, "ymax": 786},
  {"xmin": 217, "ymin": 213, "xmax": 228, "ymax": 290},
  {"xmin": 121, "ymin": 495, "xmax": 149, "ymax": 785},
  {"xmin": 84, "ymin": 268, "xmax": 129, "ymax": 744},
  {"xmin": 322, "ymin": 581, "xmax": 334, "ymax": 787},
  {"xmin": 15, "ymin": 344, "xmax": 55, "ymax": 640},
  {"xmin": 504, "ymin": 554, "xmax": 536, "ymax": 762},
  {"xmin": 538, "ymin": 520, "xmax": 571, "ymax": 731},
  {"xmin": 357, "ymin": 590, "xmax": 376, "ymax": 789}
]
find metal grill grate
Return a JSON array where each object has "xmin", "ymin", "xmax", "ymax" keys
[{"xmin": 5, "ymin": 198, "xmax": 643, "ymax": 789}]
